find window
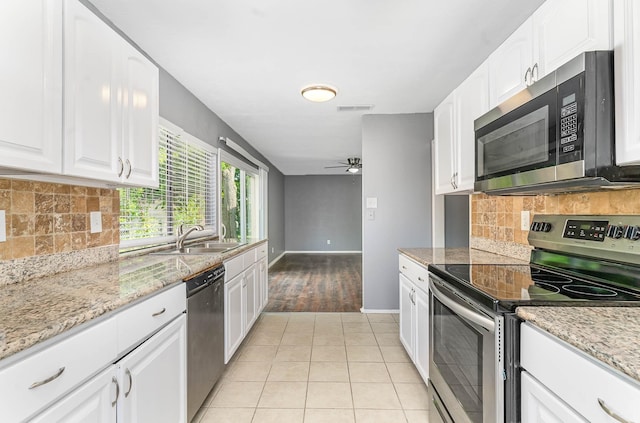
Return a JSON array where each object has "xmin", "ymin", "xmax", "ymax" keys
[
  {"xmin": 219, "ymin": 154, "xmax": 259, "ymax": 241},
  {"xmin": 119, "ymin": 120, "xmax": 216, "ymax": 248}
]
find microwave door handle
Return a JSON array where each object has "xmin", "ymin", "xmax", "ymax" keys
[{"xmin": 429, "ymin": 278, "xmax": 495, "ymax": 333}]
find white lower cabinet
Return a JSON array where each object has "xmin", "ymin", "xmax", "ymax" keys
[
  {"xmin": 521, "ymin": 372, "xmax": 587, "ymax": 423},
  {"xmin": 398, "ymin": 254, "xmax": 429, "ymax": 384},
  {"xmin": 225, "ymin": 272, "xmax": 244, "ymax": 364},
  {"xmin": 244, "ymin": 264, "xmax": 258, "ymax": 331},
  {"xmin": 258, "ymin": 258, "xmax": 269, "ymax": 312}
]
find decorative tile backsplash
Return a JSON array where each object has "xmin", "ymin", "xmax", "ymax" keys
[
  {"xmin": 471, "ymin": 189, "xmax": 640, "ymax": 258},
  {"xmin": 0, "ymin": 179, "xmax": 119, "ymax": 261}
]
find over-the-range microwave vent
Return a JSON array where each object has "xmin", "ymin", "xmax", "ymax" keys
[{"xmin": 337, "ymin": 105, "xmax": 374, "ymax": 112}]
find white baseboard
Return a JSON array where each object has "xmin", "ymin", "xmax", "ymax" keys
[
  {"xmin": 360, "ymin": 308, "xmax": 400, "ymax": 314},
  {"xmin": 285, "ymin": 250, "xmax": 362, "ymax": 254},
  {"xmin": 268, "ymin": 252, "xmax": 286, "ymax": 268}
]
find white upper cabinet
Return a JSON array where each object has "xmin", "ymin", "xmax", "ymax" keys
[
  {"xmin": 489, "ymin": 0, "xmax": 612, "ymax": 109},
  {"xmin": 614, "ymin": 0, "xmax": 640, "ymax": 166},
  {"xmin": 433, "ymin": 92, "xmax": 455, "ymax": 195},
  {"xmin": 0, "ymin": 1, "xmax": 62, "ymax": 173},
  {"xmin": 63, "ymin": 0, "xmax": 158, "ymax": 188}
]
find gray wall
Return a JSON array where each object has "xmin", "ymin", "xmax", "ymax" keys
[
  {"xmin": 284, "ymin": 175, "xmax": 362, "ymax": 252},
  {"xmin": 362, "ymin": 114, "xmax": 433, "ymax": 311},
  {"xmin": 268, "ymin": 170, "xmax": 285, "ymax": 261},
  {"xmin": 444, "ymin": 195, "xmax": 470, "ymax": 248}
]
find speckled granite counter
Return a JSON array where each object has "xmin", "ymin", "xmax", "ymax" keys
[
  {"xmin": 0, "ymin": 240, "xmax": 266, "ymax": 364},
  {"xmin": 398, "ymin": 247, "xmax": 529, "ymax": 267},
  {"xmin": 518, "ymin": 306, "xmax": 640, "ymax": 383}
]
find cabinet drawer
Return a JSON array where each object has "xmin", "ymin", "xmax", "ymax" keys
[
  {"xmin": 256, "ymin": 243, "xmax": 268, "ymax": 261},
  {"xmin": 398, "ymin": 254, "xmax": 429, "ymax": 291},
  {"xmin": 521, "ymin": 323, "xmax": 640, "ymax": 422},
  {"xmin": 225, "ymin": 253, "xmax": 244, "ymax": 280},
  {"xmin": 0, "ymin": 317, "xmax": 118, "ymax": 422},
  {"xmin": 242, "ymin": 247, "xmax": 257, "ymax": 267},
  {"xmin": 116, "ymin": 283, "xmax": 186, "ymax": 353}
]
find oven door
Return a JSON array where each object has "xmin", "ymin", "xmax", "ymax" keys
[{"xmin": 429, "ymin": 274, "xmax": 504, "ymax": 423}]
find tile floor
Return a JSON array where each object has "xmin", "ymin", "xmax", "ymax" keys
[{"xmin": 192, "ymin": 312, "xmax": 430, "ymax": 423}]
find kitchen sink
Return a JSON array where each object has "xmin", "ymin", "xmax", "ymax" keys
[{"xmin": 151, "ymin": 241, "xmax": 246, "ymax": 255}]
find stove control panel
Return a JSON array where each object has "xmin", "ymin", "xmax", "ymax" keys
[{"xmin": 563, "ymin": 219, "xmax": 608, "ymax": 242}]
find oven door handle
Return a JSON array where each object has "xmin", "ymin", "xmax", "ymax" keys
[{"xmin": 429, "ymin": 278, "xmax": 495, "ymax": 333}]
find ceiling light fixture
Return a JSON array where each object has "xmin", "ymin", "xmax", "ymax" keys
[
  {"xmin": 347, "ymin": 167, "xmax": 360, "ymax": 174},
  {"xmin": 301, "ymin": 85, "xmax": 337, "ymax": 102}
]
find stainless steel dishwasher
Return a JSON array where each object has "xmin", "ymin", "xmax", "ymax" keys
[{"xmin": 185, "ymin": 264, "xmax": 225, "ymax": 422}]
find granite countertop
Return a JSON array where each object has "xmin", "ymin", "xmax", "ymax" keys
[
  {"xmin": 398, "ymin": 247, "xmax": 529, "ymax": 267},
  {"xmin": 517, "ymin": 306, "xmax": 640, "ymax": 383},
  {"xmin": 0, "ymin": 240, "xmax": 267, "ymax": 364}
]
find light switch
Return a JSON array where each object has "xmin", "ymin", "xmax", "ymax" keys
[
  {"xmin": 0, "ymin": 210, "xmax": 5, "ymax": 242},
  {"xmin": 366, "ymin": 197, "xmax": 378, "ymax": 209},
  {"xmin": 90, "ymin": 211, "xmax": 102, "ymax": 233},
  {"xmin": 521, "ymin": 211, "xmax": 530, "ymax": 231}
]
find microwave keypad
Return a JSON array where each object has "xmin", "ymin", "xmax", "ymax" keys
[{"xmin": 560, "ymin": 101, "xmax": 579, "ymax": 154}]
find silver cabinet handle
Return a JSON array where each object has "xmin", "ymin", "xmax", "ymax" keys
[
  {"xmin": 152, "ymin": 307, "xmax": 166, "ymax": 317},
  {"xmin": 111, "ymin": 376, "xmax": 119, "ymax": 407},
  {"xmin": 124, "ymin": 369, "xmax": 133, "ymax": 398},
  {"xmin": 524, "ymin": 67, "xmax": 532, "ymax": 86},
  {"xmin": 29, "ymin": 367, "xmax": 65, "ymax": 389},
  {"xmin": 450, "ymin": 174, "xmax": 455, "ymax": 189},
  {"xmin": 402, "ymin": 265, "xmax": 407, "ymax": 270},
  {"xmin": 532, "ymin": 63, "xmax": 539, "ymax": 83},
  {"xmin": 598, "ymin": 398, "xmax": 631, "ymax": 423},
  {"xmin": 117, "ymin": 157, "xmax": 124, "ymax": 177},
  {"xmin": 125, "ymin": 159, "xmax": 132, "ymax": 178}
]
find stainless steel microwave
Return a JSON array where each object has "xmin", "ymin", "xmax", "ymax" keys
[{"xmin": 474, "ymin": 51, "xmax": 640, "ymax": 195}]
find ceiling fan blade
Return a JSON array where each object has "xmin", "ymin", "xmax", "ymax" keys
[{"xmin": 324, "ymin": 165, "xmax": 348, "ymax": 168}]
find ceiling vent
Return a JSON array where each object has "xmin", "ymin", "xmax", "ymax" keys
[{"xmin": 337, "ymin": 105, "xmax": 374, "ymax": 112}]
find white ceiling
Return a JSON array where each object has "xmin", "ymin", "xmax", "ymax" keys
[{"xmin": 89, "ymin": 0, "xmax": 544, "ymax": 175}]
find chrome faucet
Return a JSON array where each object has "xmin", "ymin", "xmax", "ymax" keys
[{"xmin": 176, "ymin": 223, "xmax": 205, "ymax": 250}]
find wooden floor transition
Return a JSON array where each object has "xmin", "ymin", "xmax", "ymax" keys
[{"xmin": 265, "ymin": 253, "xmax": 362, "ymax": 312}]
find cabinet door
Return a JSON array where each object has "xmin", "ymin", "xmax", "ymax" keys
[
  {"xmin": 0, "ymin": 0, "xmax": 62, "ymax": 173},
  {"xmin": 414, "ymin": 286, "xmax": 429, "ymax": 384},
  {"xmin": 398, "ymin": 273, "xmax": 414, "ymax": 359},
  {"xmin": 533, "ymin": 0, "xmax": 612, "ymax": 78},
  {"xmin": 244, "ymin": 264, "xmax": 258, "ymax": 332},
  {"xmin": 433, "ymin": 93, "xmax": 455, "ymax": 195},
  {"xmin": 63, "ymin": 0, "xmax": 122, "ymax": 182},
  {"xmin": 454, "ymin": 61, "xmax": 489, "ymax": 192},
  {"xmin": 259, "ymin": 258, "xmax": 268, "ymax": 313},
  {"xmin": 118, "ymin": 315, "xmax": 187, "ymax": 423},
  {"xmin": 614, "ymin": 0, "xmax": 640, "ymax": 166},
  {"xmin": 121, "ymin": 42, "xmax": 159, "ymax": 188},
  {"xmin": 521, "ymin": 372, "xmax": 587, "ymax": 423},
  {"xmin": 225, "ymin": 273, "xmax": 244, "ymax": 363},
  {"xmin": 489, "ymin": 20, "xmax": 534, "ymax": 108},
  {"xmin": 30, "ymin": 367, "xmax": 117, "ymax": 423}
]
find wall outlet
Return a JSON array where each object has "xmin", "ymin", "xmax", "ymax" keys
[
  {"xmin": 367, "ymin": 210, "xmax": 375, "ymax": 221},
  {"xmin": 90, "ymin": 211, "xmax": 102, "ymax": 233},
  {"xmin": 0, "ymin": 210, "xmax": 5, "ymax": 242},
  {"xmin": 327, "ymin": 239, "xmax": 331, "ymax": 245},
  {"xmin": 521, "ymin": 210, "xmax": 530, "ymax": 231},
  {"xmin": 271, "ymin": 247, "xmax": 274, "ymax": 253}
]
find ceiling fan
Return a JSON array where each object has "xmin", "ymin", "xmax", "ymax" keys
[{"xmin": 324, "ymin": 157, "xmax": 362, "ymax": 173}]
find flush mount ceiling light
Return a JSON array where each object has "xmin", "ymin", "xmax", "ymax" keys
[
  {"xmin": 347, "ymin": 166, "xmax": 360, "ymax": 174},
  {"xmin": 301, "ymin": 85, "xmax": 337, "ymax": 102}
]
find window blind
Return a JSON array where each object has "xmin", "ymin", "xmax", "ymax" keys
[{"xmin": 119, "ymin": 124, "xmax": 217, "ymax": 248}]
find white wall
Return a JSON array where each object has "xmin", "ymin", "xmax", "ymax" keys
[{"xmin": 362, "ymin": 113, "xmax": 433, "ymax": 311}]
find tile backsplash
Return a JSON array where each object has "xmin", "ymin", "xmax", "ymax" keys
[
  {"xmin": 471, "ymin": 189, "xmax": 640, "ymax": 258},
  {"xmin": 0, "ymin": 179, "xmax": 119, "ymax": 261}
]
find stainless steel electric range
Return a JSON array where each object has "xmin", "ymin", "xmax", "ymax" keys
[{"xmin": 427, "ymin": 214, "xmax": 640, "ymax": 423}]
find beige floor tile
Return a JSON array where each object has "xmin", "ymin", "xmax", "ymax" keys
[
  {"xmin": 308, "ymin": 361, "xmax": 350, "ymax": 382},
  {"xmin": 288, "ymin": 312, "xmax": 317, "ymax": 322},
  {"xmin": 354, "ymin": 409, "xmax": 407, "ymax": 423},
  {"xmin": 351, "ymin": 383, "xmax": 402, "ymax": 409},
  {"xmin": 315, "ymin": 313, "xmax": 343, "ymax": 323},
  {"xmin": 313, "ymin": 334, "xmax": 345, "ymax": 346},
  {"xmin": 280, "ymin": 332, "xmax": 313, "ymax": 345},
  {"xmin": 314, "ymin": 325, "xmax": 344, "ymax": 336},
  {"xmin": 371, "ymin": 322, "xmax": 399, "ymax": 334},
  {"xmin": 248, "ymin": 332, "xmax": 283, "ymax": 346},
  {"xmin": 341, "ymin": 312, "xmax": 369, "ymax": 323},
  {"xmin": 404, "ymin": 410, "xmax": 430, "ymax": 423},
  {"xmin": 345, "ymin": 332, "xmax": 378, "ymax": 346},
  {"xmin": 393, "ymin": 314, "xmax": 400, "ymax": 323},
  {"xmin": 285, "ymin": 322, "xmax": 315, "ymax": 333},
  {"xmin": 267, "ymin": 361, "xmax": 310, "ymax": 381},
  {"xmin": 306, "ymin": 382, "xmax": 354, "ymax": 408},
  {"xmin": 380, "ymin": 346, "xmax": 411, "ymax": 363},
  {"xmin": 190, "ymin": 404, "xmax": 209, "ymax": 423},
  {"xmin": 305, "ymin": 408, "xmax": 355, "ymax": 423},
  {"xmin": 258, "ymin": 381, "xmax": 307, "ymax": 408},
  {"xmin": 252, "ymin": 408, "xmax": 304, "ymax": 423},
  {"xmin": 311, "ymin": 345, "xmax": 347, "ymax": 362},
  {"xmin": 199, "ymin": 407, "xmax": 255, "ymax": 423},
  {"xmin": 386, "ymin": 362, "xmax": 424, "ymax": 384},
  {"xmin": 254, "ymin": 323, "xmax": 287, "ymax": 333},
  {"xmin": 346, "ymin": 346, "xmax": 383, "ymax": 362},
  {"xmin": 261, "ymin": 313, "xmax": 291, "ymax": 323},
  {"xmin": 204, "ymin": 380, "xmax": 225, "ymax": 406},
  {"xmin": 394, "ymin": 383, "xmax": 430, "ymax": 410},
  {"xmin": 274, "ymin": 345, "xmax": 312, "ymax": 362},
  {"xmin": 366, "ymin": 313, "xmax": 397, "ymax": 323},
  {"xmin": 343, "ymin": 322, "xmax": 372, "ymax": 333},
  {"xmin": 374, "ymin": 333, "xmax": 402, "ymax": 346},
  {"xmin": 226, "ymin": 362, "xmax": 272, "ymax": 382},
  {"xmin": 210, "ymin": 381, "xmax": 265, "ymax": 408},
  {"xmin": 238, "ymin": 346, "xmax": 279, "ymax": 362},
  {"xmin": 348, "ymin": 362, "xmax": 391, "ymax": 383}
]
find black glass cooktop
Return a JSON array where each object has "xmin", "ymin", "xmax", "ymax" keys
[{"xmin": 428, "ymin": 263, "xmax": 640, "ymax": 312}]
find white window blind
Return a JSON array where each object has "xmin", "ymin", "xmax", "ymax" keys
[{"xmin": 119, "ymin": 123, "xmax": 217, "ymax": 248}]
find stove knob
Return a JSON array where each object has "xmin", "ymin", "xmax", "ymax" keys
[
  {"xmin": 630, "ymin": 226, "xmax": 640, "ymax": 241},
  {"xmin": 606, "ymin": 225, "xmax": 616, "ymax": 238},
  {"xmin": 542, "ymin": 222, "xmax": 552, "ymax": 232},
  {"xmin": 608, "ymin": 225, "xmax": 624, "ymax": 239},
  {"xmin": 530, "ymin": 222, "xmax": 538, "ymax": 232}
]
